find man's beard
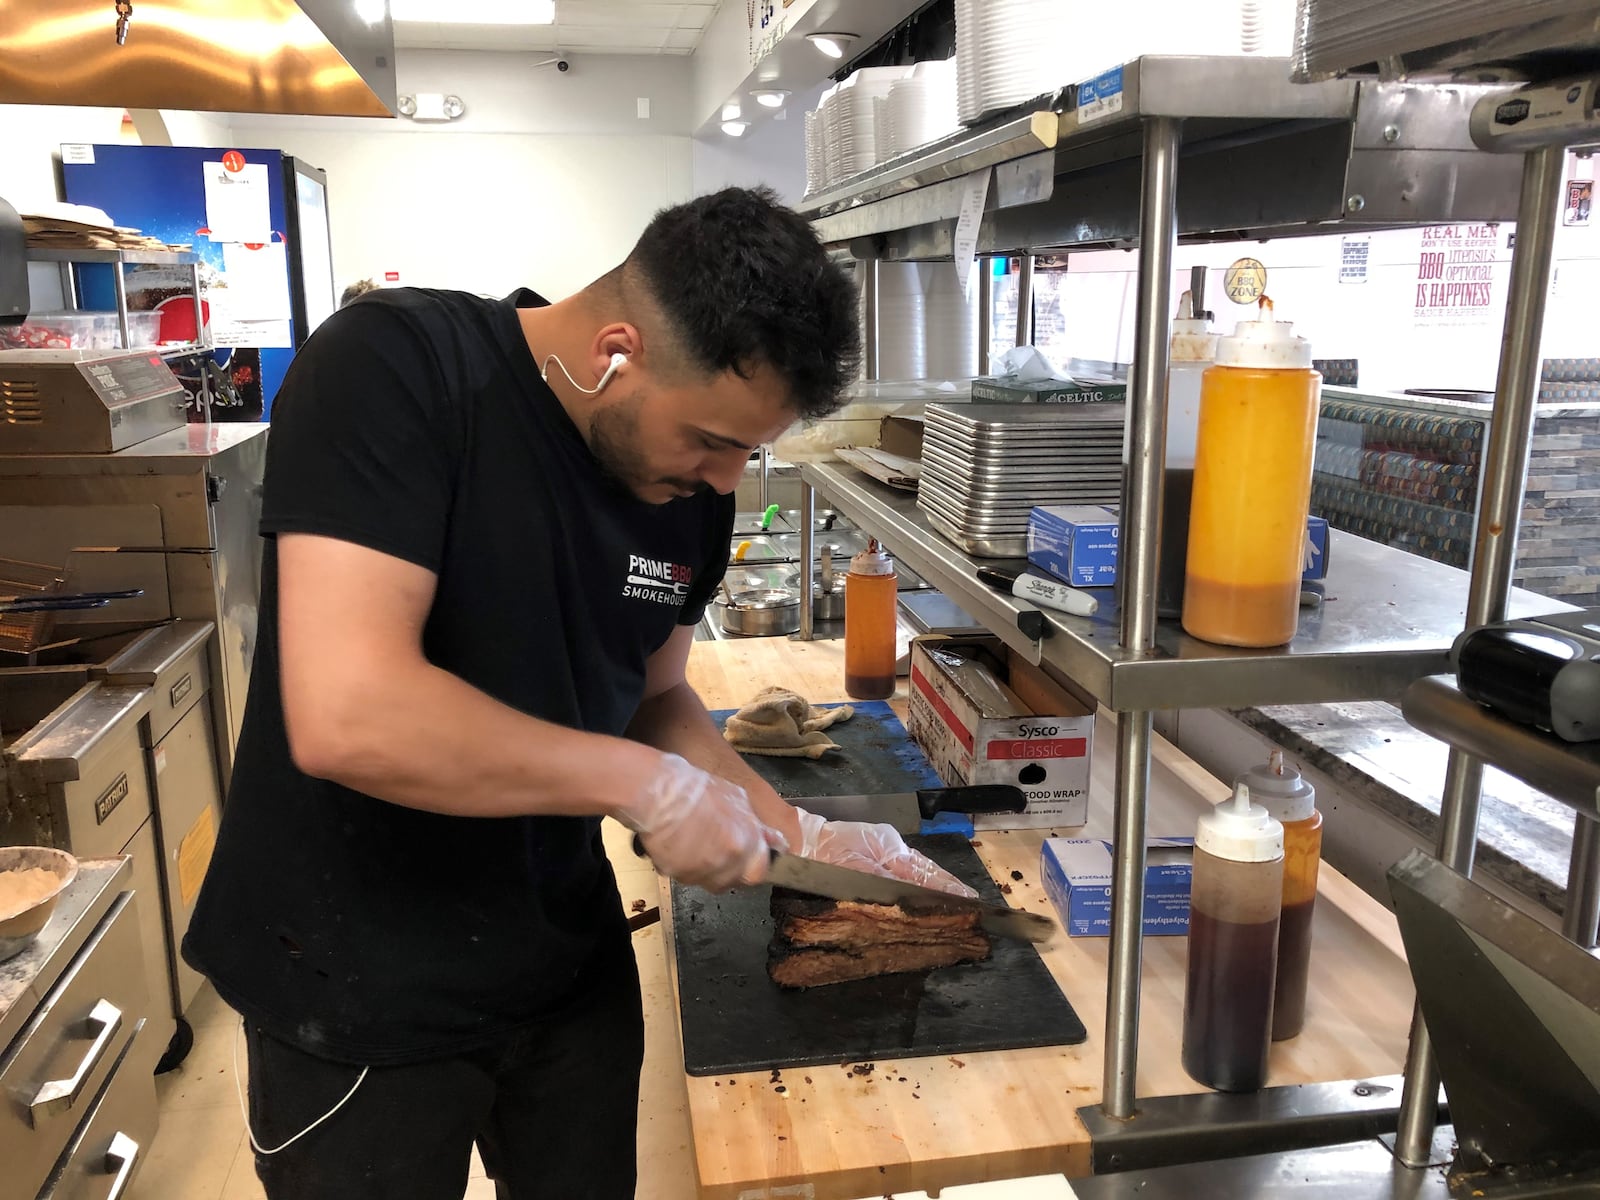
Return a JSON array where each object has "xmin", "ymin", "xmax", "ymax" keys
[{"xmin": 588, "ymin": 393, "xmax": 708, "ymax": 501}]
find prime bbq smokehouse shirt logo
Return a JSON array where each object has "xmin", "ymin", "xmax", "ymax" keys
[{"xmin": 623, "ymin": 554, "xmax": 693, "ymax": 605}]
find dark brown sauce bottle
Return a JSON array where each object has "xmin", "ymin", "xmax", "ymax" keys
[{"xmin": 1181, "ymin": 783, "xmax": 1284, "ymax": 1093}]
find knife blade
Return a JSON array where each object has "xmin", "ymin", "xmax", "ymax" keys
[
  {"xmin": 766, "ymin": 852, "xmax": 1056, "ymax": 944},
  {"xmin": 796, "ymin": 784, "xmax": 1027, "ymax": 834}
]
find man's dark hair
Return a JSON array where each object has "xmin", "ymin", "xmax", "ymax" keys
[{"xmin": 626, "ymin": 187, "xmax": 860, "ymax": 419}]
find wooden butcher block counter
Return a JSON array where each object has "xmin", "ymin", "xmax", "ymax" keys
[{"xmin": 640, "ymin": 637, "xmax": 1415, "ymax": 1200}]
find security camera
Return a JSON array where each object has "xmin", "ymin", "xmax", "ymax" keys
[{"xmin": 557, "ymin": 59, "xmax": 570, "ymax": 72}]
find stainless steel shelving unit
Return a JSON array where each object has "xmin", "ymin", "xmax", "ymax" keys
[
  {"xmin": 797, "ymin": 50, "xmax": 1592, "ymax": 1147},
  {"xmin": 800, "ymin": 461, "xmax": 1561, "ymax": 712},
  {"xmin": 25, "ymin": 246, "xmax": 205, "ymax": 355}
]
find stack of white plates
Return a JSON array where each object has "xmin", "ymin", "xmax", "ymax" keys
[
  {"xmin": 874, "ymin": 263, "xmax": 926, "ymax": 381},
  {"xmin": 803, "ymin": 109, "xmax": 823, "ymax": 198},
  {"xmin": 955, "ymin": 0, "xmax": 1075, "ymax": 126},
  {"xmin": 917, "ymin": 403, "xmax": 1128, "ymax": 557},
  {"xmin": 920, "ymin": 262, "xmax": 980, "ymax": 380},
  {"xmin": 816, "ymin": 67, "xmax": 913, "ymax": 188},
  {"xmin": 885, "ymin": 58, "xmax": 960, "ymax": 160}
]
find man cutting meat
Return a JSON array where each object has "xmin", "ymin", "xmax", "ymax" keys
[{"xmin": 183, "ymin": 187, "xmax": 968, "ymax": 1200}]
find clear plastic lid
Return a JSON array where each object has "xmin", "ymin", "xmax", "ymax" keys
[
  {"xmin": 849, "ymin": 537, "xmax": 895, "ymax": 577},
  {"xmin": 1215, "ymin": 296, "xmax": 1312, "ymax": 370},
  {"xmin": 1236, "ymin": 749, "xmax": 1316, "ymax": 822},
  {"xmin": 1196, "ymin": 782, "xmax": 1284, "ymax": 863}
]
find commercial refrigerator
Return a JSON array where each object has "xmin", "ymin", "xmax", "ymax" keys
[{"xmin": 59, "ymin": 143, "xmax": 336, "ymax": 419}]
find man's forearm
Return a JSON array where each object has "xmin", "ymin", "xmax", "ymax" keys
[
  {"xmin": 627, "ymin": 681, "xmax": 804, "ymax": 849},
  {"xmin": 292, "ymin": 654, "xmax": 659, "ymax": 820}
]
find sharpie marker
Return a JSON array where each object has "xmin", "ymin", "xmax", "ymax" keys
[{"xmin": 977, "ymin": 567, "xmax": 1099, "ymax": 617}]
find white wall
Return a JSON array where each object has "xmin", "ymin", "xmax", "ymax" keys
[
  {"xmin": 0, "ymin": 104, "xmax": 130, "ymax": 211},
  {"xmin": 223, "ymin": 50, "xmax": 697, "ymax": 300},
  {"xmin": 691, "ymin": 84, "xmax": 821, "ymax": 206}
]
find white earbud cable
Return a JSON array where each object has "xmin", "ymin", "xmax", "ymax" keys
[
  {"xmin": 542, "ymin": 353, "xmax": 610, "ymax": 396},
  {"xmin": 234, "ymin": 1019, "xmax": 369, "ymax": 1156}
]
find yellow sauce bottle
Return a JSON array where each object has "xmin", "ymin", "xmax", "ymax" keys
[
  {"xmin": 845, "ymin": 538, "xmax": 897, "ymax": 700},
  {"xmin": 1183, "ymin": 299, "xmax": 1321, "ymax": 647}
]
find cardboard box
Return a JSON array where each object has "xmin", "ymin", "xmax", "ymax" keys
[
  {"xmin": 1040, "ymin": 837, "xmax": 1194, "ymax": 937},
  {"xmin": 1027, "ymin": 505, "xmax": 1120, "ymax": 588},
  {"xmin": 1028, "ymin": 506, "xmax": 1332, "ymax": 586},
  {"xmin": 877, "ymin": 413, "xmax": 925, "ymax": 459},
  {"xmin": 971, "ymin": 377, "xmax": 1128, "ymax": 405},
  {"xmin": 906, "ymin": 635, "xmax": 1093, "ymax": 829}
]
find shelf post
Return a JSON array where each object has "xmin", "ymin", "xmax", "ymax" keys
[
  {"xmin": 860, "ymin": 257, "xmax": 880, "ymax": 381},
  {"xmin": 110, "ymin": 263, "xmax": 131, "ymax": 349},
  {"xmin": 1394, "ymin": 141, "xmax": 1566, "ymax": 1166},
  {"xmin": 1563, "ymin": 814, "xmax": 1600, "ymax": 950},
  {"xmin": 1102, "ymin": 114, "xmax": 1182, "ymax": 1121},
  {"xmin": 796, "ymin": 480, "xmax": 816, "ymax": 642},
  {"xmin": 1014, "ymin": 254, "xmax": 1034, "ymax": 347},
  {"xmin": 978, "ymin": 256, "xmax": 992, "ymax": 375}
]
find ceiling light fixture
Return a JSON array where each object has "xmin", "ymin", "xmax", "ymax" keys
[
  {"xmin": 390, "ymin": 0, "xmax": 555, "ymax": 23},
  {"xmin": 353, "ymin": 0, "xmax": 387, "ymax": 24},
  {"xmin": 721, "ymin": 102, "xmax": 742, "ymax": 122},
  {"xmin": 806, "ymin": 32, "xmax": 857, "ymax": 59},
  {"xmin": 721, "ymin": 120, "xmax": 749, "ymax": 137},
  {"xmin": 751, "ymin": 89, "xmax": 789, "ymax": 108}
]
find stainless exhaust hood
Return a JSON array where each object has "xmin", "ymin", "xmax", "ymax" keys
[{"xmin": 0, "ymin": 0, "xmax": 397, "ymax": 118}]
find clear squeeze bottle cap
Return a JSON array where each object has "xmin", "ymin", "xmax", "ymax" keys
[
  {"xmin": 1237, "ymin": 749, "xmax": 1315, "ymax": 823},
  {"xmin": 1171, "ymin": 289, "xmax": 1218, "ymax": 363},
  {"xmin": 850, "ymin": 538, "xmax": 894, "ymax": 576},
  {"xmin": 1197, "ymin": 782, "xmax": 1284, "ymax": 863},
  {"xmin": 1215, "ymin": 296, "xmax": 1312, "ymax": 370}
]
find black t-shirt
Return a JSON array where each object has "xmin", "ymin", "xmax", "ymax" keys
[{"xmin": 183, "ymin": 287, "xmax": 734, "ymax": 1064}]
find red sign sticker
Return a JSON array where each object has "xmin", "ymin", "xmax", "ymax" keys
[
  {"xmin": 221, "ymin": 150, "xmax": 247, "ymax": 173},
  {"xmin": 384, "ymin": 271, "xmax": 400, "ymax": 283},
  {"xmin": 985, "ymin": 737, "xmax": 1087, "ymax": 761}
]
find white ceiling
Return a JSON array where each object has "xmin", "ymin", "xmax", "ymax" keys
[{"xmin": 394, "ymin": 1, "xmax": 721, "ymax": 55}]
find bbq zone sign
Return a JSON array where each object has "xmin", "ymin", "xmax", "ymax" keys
[{"xmin": 1413, "ymin": 224, "xmax": 1500, "ymax": 327}]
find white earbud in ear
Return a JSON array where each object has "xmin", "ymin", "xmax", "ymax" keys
[
  {"xmin": 595, "ymin": 351, "xmax": 627, "ymax": 393},
  {"xmin": 541, "ymin": 350, "xmax": 628, "ymax": 396}
]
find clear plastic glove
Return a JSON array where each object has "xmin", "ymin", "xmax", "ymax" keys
[
  {"xmin": 615, "ymin": 754, "xmax": 784, "ymax": 891},
  {"xmin": 793, "ymin": 808, "xmax": 978, "ymax": 899}
]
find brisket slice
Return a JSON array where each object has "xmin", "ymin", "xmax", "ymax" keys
[{"xmin": 767, "ymin": 890, "xmax": 991, "ymax": 989}]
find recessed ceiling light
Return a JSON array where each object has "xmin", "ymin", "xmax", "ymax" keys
[
  {"xmin": 390, "ymin": 0, "xmax": 555, "ymax": 23},
  {"xmin": 752, "ymin": 89, "xmax": 789, "ymax": 108},
  {"xmin": 807, "ymin": 32, "xmax": 858, "ymax": 59},
  {"xmin": 721, "ymin": 120, "xmax": 749, "ymax": 137},
  {"xmin": 721, "ymin": 102, "xmax": 742, "ymax": 122},
  {"xmin": 353, "ymin": 0, "xmax": 387, "ymax": 24}
]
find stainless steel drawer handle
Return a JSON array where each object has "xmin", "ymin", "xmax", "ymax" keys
[
  {"xmin": 29, "ymin": 998, "xmax": 123, "ymax": 1124},
  {"xmin": 104, "ymin": 1131, "xmax": 142, "ymax": 1200}
]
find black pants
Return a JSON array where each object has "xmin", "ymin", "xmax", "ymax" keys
[{"xmin": 243, "ymin": 935, "xmax": 645, "ymax": 1200}]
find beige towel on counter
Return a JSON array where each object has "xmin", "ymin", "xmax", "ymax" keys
[{"xmin": 723, "ymin": 687, "xmax": 855, "ymax": 759}]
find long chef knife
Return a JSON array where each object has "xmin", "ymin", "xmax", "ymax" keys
[
  {"xmin": 767, "ymin": 851, "xmax": 1057, "ymax": 945},
  {"xmin": 796, "ymin": 784, "xmax": 1026, "ymax": 835}
]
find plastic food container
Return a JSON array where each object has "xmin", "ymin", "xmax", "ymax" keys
[
  {"xmin": 0, "ymin": 312, "xmax": 119, "ymax": 350},
  {"xmin": 124, "ymin": 311, "xmax": 164, "ymax": 347}
]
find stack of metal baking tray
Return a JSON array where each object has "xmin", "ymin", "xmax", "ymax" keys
[{"xmin": 917, "ymin": 403, "xmax": 1125, "ymax": 558}]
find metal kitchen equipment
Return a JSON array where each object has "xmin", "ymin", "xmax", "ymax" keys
[
  {"xmin": 0, "ymin": 673, "xmax": 177, "ymax": 1070},
  {"xmin": 0, "ymin": 349, "xmax": 188, "ymax": 453},
  {"xmin": 99, "ymin": 620, "xmax": 222, "ymax": 1025},
  {"xmin": 0, "ymin": 424, "xmax": 268, "ymax": 785},
  {"xmin": 720, "ymin": 587, "xmax": 802, "ymax": 637}
]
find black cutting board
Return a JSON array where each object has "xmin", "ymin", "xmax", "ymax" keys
[{"xmin": 671, "ymin": 834, "xmax": 1086, "ymax": 1076}]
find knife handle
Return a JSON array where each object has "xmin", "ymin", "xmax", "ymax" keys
[{"xmin": 915, "ymin": 784, "xmax": 1027, "ymax": 819}]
